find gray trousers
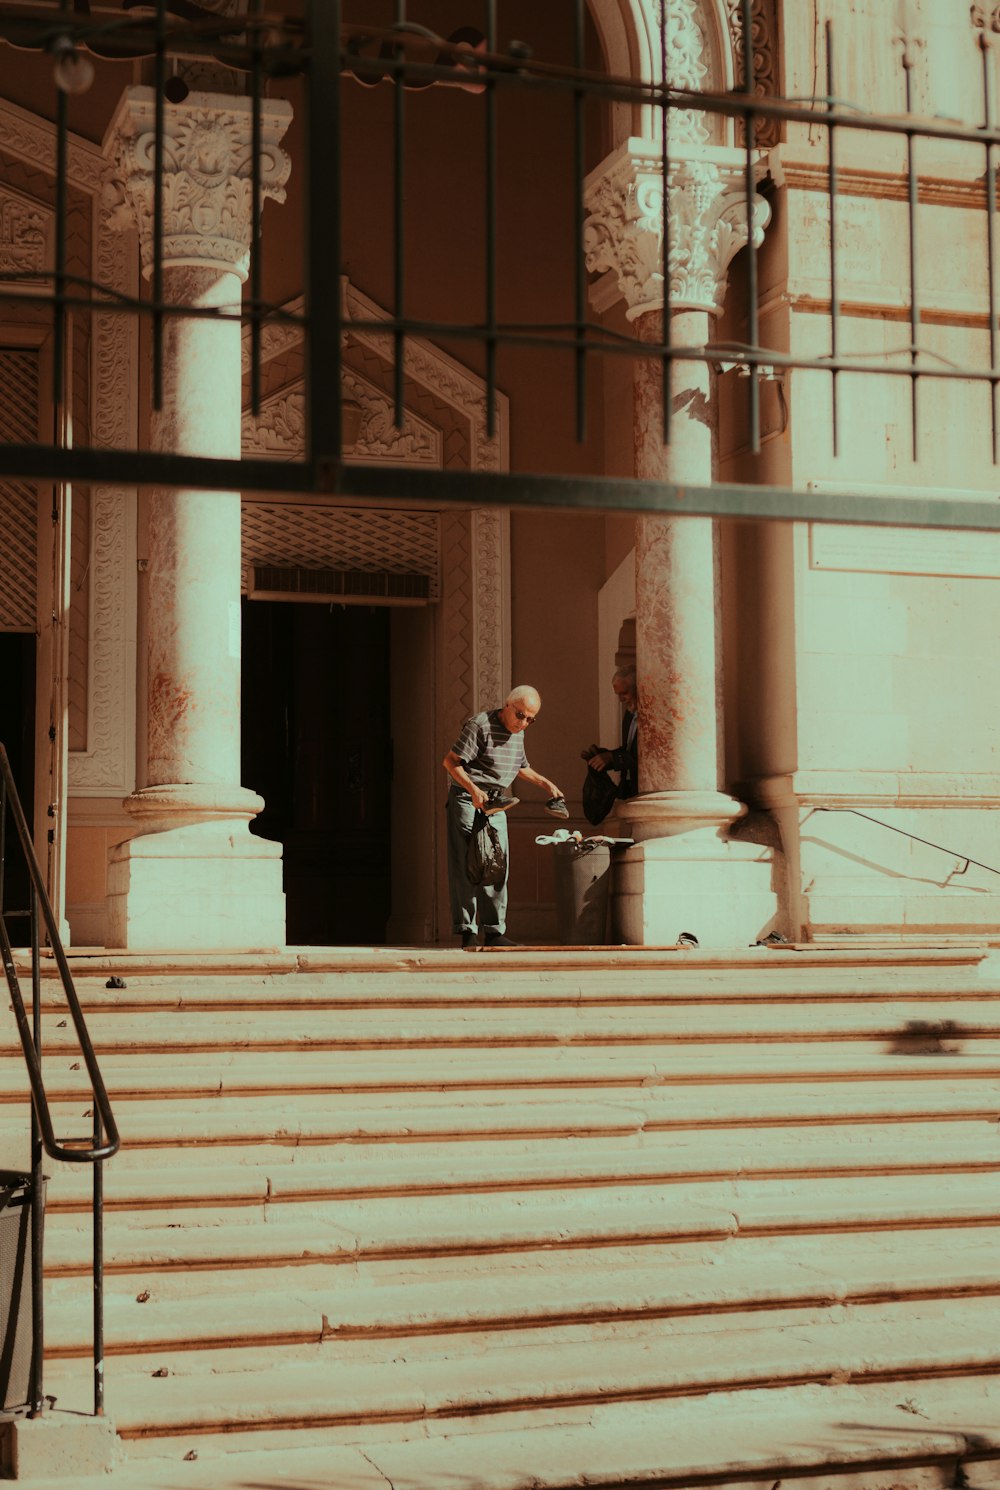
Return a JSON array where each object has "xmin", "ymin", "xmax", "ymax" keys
[{"xmin": 446, "ymin": 787, "xmax": 509, "ymax": 935}]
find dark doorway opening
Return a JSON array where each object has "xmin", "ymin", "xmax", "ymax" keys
[
  {"xmin": 241, "ymin": 601, "xmax": 392, "ymax": 945},
  {"xmin": 0, "ymin": 634, "xmax": 36, "ymax": 929}
]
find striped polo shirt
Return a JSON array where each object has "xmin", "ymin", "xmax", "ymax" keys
[{"xmin": 451, "ymin": 710, "xmax": 527, "ymax": 789}]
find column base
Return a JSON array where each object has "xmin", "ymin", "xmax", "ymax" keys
[
  {"xmin": 107, "ymin": 817, "xmax": 285, "ymax": 951},
  {"xmin": 610, "ymin": 829, "xmax": 778, "ymax": 948},
  {"xmin": 615, "ymin": 790, "xmax": 748, "ymax": 840}
]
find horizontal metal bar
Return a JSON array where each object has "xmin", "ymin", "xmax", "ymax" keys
[
  {"xmin": 1, "ymin": 441, "xmax": 999, "ymax": 531},
  {"xmin": 4, "ymin": 8, "xmax": 1000, "ymax": 150}
]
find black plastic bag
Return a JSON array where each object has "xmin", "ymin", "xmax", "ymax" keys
[
  {"xmin": 466, "ymin": 809, "xmax": 507, "ymax": 887},
  {"xmin": 582, "ymin": 766, "xmax": 619, "ymax": 826}
]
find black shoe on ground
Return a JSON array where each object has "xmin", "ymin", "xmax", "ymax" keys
[
  {"xmin": 485, "ymin": 931, "xmax": 519, "ymax": 949},
  {"xmin": 676, "ymin": 931, "xmax": 699, "ymax": 948},
  {"xmin": 461, "ymin": 930, "xmax": 479, "ymax": 950},
  {"xmin": 482, "ymin": 790, "xmax": 519, "ymax": 815}
]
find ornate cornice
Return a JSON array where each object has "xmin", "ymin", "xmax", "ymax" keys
[
  {"xmin": 102, "ymin": 87, "xmax": 292, "ymax": 281},
  {"xmin": 584, "ymin": 142, "xmax": 771, "ymax": 318},
  {"xmin": 0, "ymin": 98, "xmax": 105, "ymax": 194}
]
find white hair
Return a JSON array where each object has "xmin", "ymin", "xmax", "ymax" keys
[{"xmin": 506, "ymin": 684, "xmax": 541, "ymax": 707}]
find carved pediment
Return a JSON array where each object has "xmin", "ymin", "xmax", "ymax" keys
[
  {"xmin": 241, "ymin": 373, "xmax": 441, "ymax": 466},
  {"xmin": 0, "ymin": 183, "xmax": 52, "ymax": 286}
]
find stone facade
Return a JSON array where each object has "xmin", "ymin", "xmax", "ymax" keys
[{"xmin": 1, "ymin": 2, "xmax": 999, "ymax": 947}]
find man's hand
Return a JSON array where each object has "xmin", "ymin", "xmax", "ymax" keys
[
  {"xmin": 469, "ymin": 785, "xmax": 486, "ymax": 811},
  {"xmin": 587, "ymin": 750, "xmax": 614, "ymax": 773}
]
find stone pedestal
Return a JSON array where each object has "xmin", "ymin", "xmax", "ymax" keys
[
  {"xmin": 103, "ymin": 89, "xmax": 291, "ymax": 950},
  {"xmin": 611, "ymin": 834, "xmax": 778, "ymax": 948}
]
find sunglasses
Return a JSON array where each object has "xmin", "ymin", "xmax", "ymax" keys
[{"xmin": 513, "ymin": 709, "xmax": 536, "ymax": 725}]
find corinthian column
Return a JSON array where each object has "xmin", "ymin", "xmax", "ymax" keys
[
  {"xmin": 102, "ymin": 87, "xmax": 292, "ymax": 950},
  {"xmin": 584, "ymin": 141, "xmax": 777, "ymax": 945}
]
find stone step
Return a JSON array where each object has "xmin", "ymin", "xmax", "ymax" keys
[
  {"xmin": 30, "ymin": 955, "xmax": 1000, "ymax": 1008},
  {"xmin": 38, "ymin": 1299, "xmax": 1000, "ymax": 1434},
  {"xmin": 41, "ymin": 1121, "xmax": 1000, "ymax": 1209},
  {"xmin": 6, "ymin": 999, "xmax": 1000, "ymax": 1050},
  {"xmin": 4, "ymin": 1044, "xmax": 1000, "ymax": 1105},
  {"xmin": 39, "ymin": 1172, "xmax": 1000, "ymax": 1273},
  {"xmin": 40, "ymin": 1233, "xmax": 1000, "ymax": 1356},
  {"xmin": 9, "ymin": 1079, "xmax": 999, "ymax": 1155},
  {"xmin": 21, "ymin": 1374, "xmax": 1000, "ymax": 1490}
]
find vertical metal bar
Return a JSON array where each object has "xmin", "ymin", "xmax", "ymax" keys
[
  {"xmin": 741, "ymin": 0, "xmax": 760, "ymax": 454},
  {"xmin": 92, "ymin": 1108, "xmax": 104, "ymax": 1416},
  {"xmin": 28, "ymin": 884, "xmax": 44, "ymax": 1417},
  {"xmin": 573, "ymin": 0, "xmax": 587, "ymax": 442},
  {"xmin": 392, "ymin": 0, "xmax": 406, "ymax": 429},
  {"xmin": 902, "ymin": 35, "xmax": 920, "ymax": 460},
  {"xmin": 982, "ymin": 33, "xmax": 1000, "ymax": 465},
  {"xmin": 52, "ymin": 0, "xmax": 71, "ymax": 414},
  {"xmin": 305, "ymin": 0, "xmax": 343, "ymax": 474},
  {"xmin": 484, "ymin": 0, "xmax": 498, "ymax": 440},
  {"xmin": 152, "ymin": 0, "xmax": 167, "ymax": 412},
  {"xmin": 249, "ymin": 0, "xmax": 264, "ymax": 418},
  {"xmin": 0, "ymin": 772, "xmax": 6, "ymax": 920},
  {"xmin": 826, "ymin": 21, "xmax": 840, "ymax": 459},
  {"xmin": 53, "ymin": 72, "xmax": 68, "ymax": 415},
  {"xmin": 660, "ymin": 0, "xmax": 672, "ymax": 443}
]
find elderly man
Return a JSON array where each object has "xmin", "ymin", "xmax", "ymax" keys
[
  {"xmin": 583, "ymin": 665, "xmax": 639, "ymax": 800},
  {"xmin": 443, "ymin": 685, "xmax": 565, "ymax": 950}
]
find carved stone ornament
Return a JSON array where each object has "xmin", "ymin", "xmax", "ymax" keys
[
  {"xmin": 661, "ymin": 0, "xmax": 712, "ymax": 146},
  {"xmin": 725, "ymin": 0, "xmax": 779, "ymax": 148},
  {"xmin": 102, "ymin": 87, "xmax": 292, "ymax": 281},
  {"xmin": 241, "ymin": 375, "xmax": 440, "ymax": 466},
  {"xmin": 971, "ymin": 3, "xmax": 1000, "ymax": 31},
  {"xmin": 0, "ymin": 185, "xmax": 51, "ymax": 282},
  {"xmin": 583, "ymin": 143, "xmax": 771, "ymax": 318}
]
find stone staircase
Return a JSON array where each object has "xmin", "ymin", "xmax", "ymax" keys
[{"xmin": 4, "ymin": 945, "xmax": 1000, "ymax": 1489}]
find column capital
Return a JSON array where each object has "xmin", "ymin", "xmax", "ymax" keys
[
  {"xmin": 583, "ymin": 140, "xmax": 770, "ymax": 320},
  {"xmin": 102, "ymin": 87, "xmax": 292, "ymax": 282}
]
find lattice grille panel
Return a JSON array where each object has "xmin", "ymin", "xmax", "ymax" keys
[
  {"xmin": 0, "ymin": 348, "xmax": 38, "ymax": 630},
  {"xmin": 241, "ymin": 503, "xmax": 441, "ymax": 601}
]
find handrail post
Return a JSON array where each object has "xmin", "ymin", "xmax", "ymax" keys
[
  {"xmin": 93, "ymin": 1110, "xmax": 104, "ymax": 1417},
  {"xmin": 0, "ymin": 742, "xmax": 119, "ymax": 1422},
  {"xmin": 28, "ymin": 882, "xmax": 44, "ymax": 1418}
]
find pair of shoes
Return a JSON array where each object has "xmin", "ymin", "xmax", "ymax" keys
[
  {"xmin": 754, "ymin": 930, "xmax": 788, "ymax": 947},
  {"xmin": 483, "ymin": 790, "xmax": 519, "ymax": 815},
  {"xmin": 676, "ymin": 931, "xmax": 699, "ymax": 948},
  {"xmin": 461, "ymin": 930, "xmax": 479, "ymax": 950},
  {"xmin": 485, "ymin": 931, "xmax": 519, "ymax": 949},
  {"xmin": 546, "ymin": 796, "xmax": 569, "ymax": 819}
]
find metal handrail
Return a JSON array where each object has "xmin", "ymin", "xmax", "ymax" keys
[
  {"xmin": 0, "ymin": 743, "xmax": 120, "ymax": 1419},
  {"xmin": 814, "ymin": 806, "xmax": 1000, "ymax": 881}
]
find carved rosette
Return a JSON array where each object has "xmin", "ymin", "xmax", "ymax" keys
[
  {"xmin": 584, "ymin": 144, "xmax": 771, "ymax": 319},
  {"xmin": 102, "ymin": 87, "xmax": 292, "ymax": 281}
]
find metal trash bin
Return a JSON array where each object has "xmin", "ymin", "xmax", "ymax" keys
[
  {"xmin": 0, "ymin": 1172, "xmax": 36, "ymax": 1413},
  {"xmin": 552, "ymin": 840, "xmax": 612, "ymax": 945}
]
